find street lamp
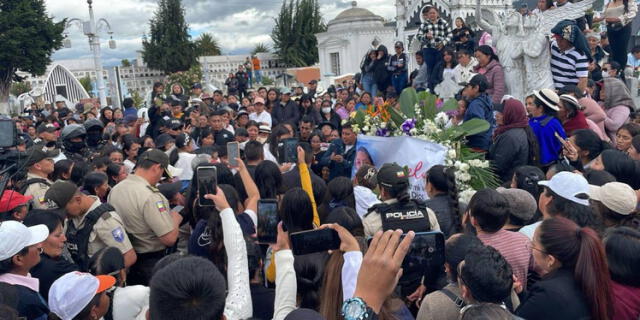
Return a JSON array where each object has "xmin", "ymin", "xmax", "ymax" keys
[{"xmin": 62, "ymin": 0, "xmax": 115, "ymax": 108}]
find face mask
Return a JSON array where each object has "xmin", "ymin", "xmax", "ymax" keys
[
  {"xmin": 602, "ymin": 72, "xmax": 610, "ymax": 78},
  {"xmin": 65, "ymin": 140, "xmax": 86, "ymax": 153},
  {"xmin": 86, "ymin": 132, "xmax": 102, "ymax": 147},
  {"xmin": 322, "ymin": 107, "xmax": 331, "ymax": 114},
  {"xmin": 257, "ymin": 136, "xmax": 268, "ymax": 144}
]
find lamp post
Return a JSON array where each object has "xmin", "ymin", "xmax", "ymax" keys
[{"xmin": 63, "ymin": 0, "xmax": 115, "ymax": 108}]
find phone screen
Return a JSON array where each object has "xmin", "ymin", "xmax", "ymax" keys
[
  {"xmin": 290, "ymin": 228, "xmax": 341, "ymax": 255},
  {"xmin": 257, "ymin": 199, "xmax": 279, "ymax": 244},
  {"xmin": 278, "ymin": 138, "xmax": 298, "ymax": 163},
  {"xmin": 227, "ymin": 142, "xmax": 240, "ymax": 167},
  {"xmin": 197, "ymin": 166, "xmax": 217, "ymax": 206},
  {"xmin": 402, "ymin": 231, "xmax": 445, "ymax": 280}
]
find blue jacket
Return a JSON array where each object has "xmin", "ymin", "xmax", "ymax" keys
[
  {"xmin": 463, "ymin": 93, "xmax": 495, "ymax": 151},
  {"xmin": 529, "ymin": 115, "xmax": 566, "ymax": 165},
  {"xmin": 319, "ymin": 139, "xmax": 356, "ymax": 180}
]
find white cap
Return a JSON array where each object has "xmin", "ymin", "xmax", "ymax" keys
[
  {"xmin": 49, "ymin": 272, "xmax": 116, "ymax": 320},
  {"xmin": 589, "ymin": 182, "xmax": 638, "ymax": 215},
  {"xmin": 0, "ymin": 221, "xmax": 48, "ymax": 261},
  {"xmin": 538, "ymin": 171, "xmax": 590, "ymax": 206}
]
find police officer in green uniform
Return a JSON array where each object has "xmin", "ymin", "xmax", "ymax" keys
[
  {"xmin": 107, "ymin": 149, "xmax": 183, "ymax": 285},
  {"xmin": 362, "ymin": 162, "xmax": 442, "ymax": 304},
  {"xmin": 44, "ymin": 180, "xmax": 137, "ymax": 271},
  {"xmin": 21, "ymin": 147, "xmax": 56, "ymax": 209}
]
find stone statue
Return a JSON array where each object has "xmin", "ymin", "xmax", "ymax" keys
[
  {"xmin": 521, "ymin": 14, "xmax": 555, "ymax": 92},
  {"xmin": 475, "ymin": 3, "xmax": 527, "ymax": 102}
]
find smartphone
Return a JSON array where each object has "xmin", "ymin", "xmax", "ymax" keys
[
  {"xmin": 197, "ymin": 166, "xmax": 217, "ymax": 206},
  {"xmin": 227, "ymin": 142, "xmax": 240, "ymax": 167},
  {"xmin": 290, "ymin": 228, "xmax": 341, "ymax": 255},
  {"xmin": 277, "ymin": 138, "xmax": 298, "ymax": 163},
  {"xmin": 402, "ymin": 231, "xmax": 445, "ymax": 280},
  {"xmin": 554, "ymin": 131, "xmax": 567, "ymax": 145},
  {"xmin": 171, "ymin": 205, "xmax": 184, "ymax": 213},
  {"xmin": 257, "ymin": 199, "xmax": 279, "ymax": 244}
]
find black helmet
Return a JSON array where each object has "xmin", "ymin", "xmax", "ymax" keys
[
  {"xmin": 60, "ymin": 124, "xmax": 86, "ymax": 141},
  {"xmin": 84, "ymin": 119, "xmax": 104, "ymax": 131}
]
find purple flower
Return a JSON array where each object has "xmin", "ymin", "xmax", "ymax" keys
[
  {"xmin": 376, "ymin": 128, "xmax": 389, "ymax": 137},
  {"xmin": 401, "ymin": 118, "xmax": 416, "ymax": 135},
  {"xmin": 436, "ymin": 99, "xmax": 444, "ymax": 109}
]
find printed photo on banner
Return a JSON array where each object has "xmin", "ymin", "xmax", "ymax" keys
[{"xmin": 353, "ymin": 134, "xmax": 448, "ymax": 201}]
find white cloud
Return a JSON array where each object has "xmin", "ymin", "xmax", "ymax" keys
[{"xmin": 45, "ymin": 0, "xmax": 395, "ymax": 64}]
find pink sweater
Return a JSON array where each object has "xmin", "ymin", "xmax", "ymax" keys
[
  {"xmin": 579, "ymin": 97, "xmax": 606, "ymax": 135},
  {"xmin": 605, "ymin": 105, "xmax": 631, "ymax": 143}
]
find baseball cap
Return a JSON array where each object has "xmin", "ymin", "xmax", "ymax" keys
[
  {"xmin": 36, "ymin": 123, "xmax": 58, "ymax": 134},
  {"xmin": 588, "ymin": 182, "xmax": 637, "ymax": 215},
  {"xmin": 394, "ymin": 41, "xmax": 403, "ymax": 48},
  {"xmin": 45, "ymin": 181, "xmax": 79, "ymax": 209},
  {"xmin": 175, "ymin": 133, "xmax": 191, "ymax": 149},
  {"xmin": 461, "ymin": 74, "xmax": 489, "ymax": 92},
  {"xmin": 24, "ymin": 146, "xmax": 58, "ymax": 167},
  {"xmin": 259, "ymin": 125, "xmax": 271, "ymax": 134},
  {"xmin": 538, "ymin": 171, "xmax": 590, "ymax": 206},
  {"xmin": 254, "ymin": 97, "xmax": 265, "ymax": 105},
  {"xmin": 0, "ymin": 221, "xmax": 49, "ymax": 261},
  {"xmin": 138, "ymin": 148, "xmax": 172, "ymax": 178},
  {"xmin": 236, "ymin": 110, "xmax": 249, "ymax": 119},
  {"xmin": 55, "ymin": 95, "xmax": 66, "ymax": 103},
  {"xmin": 201, "ymin": 93, "xmax": 213, "ymax": 100},
  {"xmin": 496, "ymin": 187, "xmax": 537, "ymax": 222},
  {"xmin": 377, "ymin": 163, "xmax": 409, "ymax": 188},
  {"xmin": 168, "ymin": 118, "xmax": 183, "ymax": 130},
  {"xmin": 192, "ymin": 83, "xmax": 202, "ymax": 89},
  {"xmin": 83, "ymin": 103, "xmax": 95, "ymax": 114},
  {"xmin": 281, "ymin": 87, "xmax": 292, "ymax": 95},
  {"xmin": 158, "ymin": 180, "xmax": 182, "ymax": 200},
  {"xmin": 49, "ymin": 272, "xmax": 116, "ymax": 320},
  {"xmin": 0, "ymin": 190, "xmax": 32, "ymax": 212},
  {"xmin": 533, "ymin": 88, "xmax": 560, "ymax": 111},
  {"xmin": 154, "ymin": 133, "xmax": 175, "ymax": 149}
]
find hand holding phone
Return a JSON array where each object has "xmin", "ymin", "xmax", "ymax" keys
[
  {"xmin": 289, "ymin": 228, "xmax": 341, "ymax": 255},
  {"xmin": 227, "ymin": 142, "xmax": 240, "ymax": 167},
  {"xmin": 197, "ymin": 166, "xmax": 217, "ymax": 206},
  {"xmin": 257, "ymin": 199, "xmax": 279, "ymax": 244}
]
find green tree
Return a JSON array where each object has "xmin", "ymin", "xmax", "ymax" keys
[
  {"xmin": 79, "ymin": 75, "xmax": 93, "ymax": 95},
  {"xmin": 195, "ymin": 33, "xmax": 222, "ymax": 56},
  {"xmin": 142, "ymin": 0, "xmax": 197, "ymax": 74},
  {"xmin": 10, "ymin": 82, "xmax": 31, "ymax": 96},
  {"xmin": 262, "ymin": 76, "xmax": 274, "ymax": 86},
  {"xmin": 129, "ymin": 90, "xmax": 144, "ymax": 108},
  {"xmin": 0, "ymin": 0, "xmax": 65, "ymax": 114},
  {"xmin": 271, "ymin": 0, "xmax": 325, "ymax": 67},
  {"xmin": 121, "ymin": 59, "xmax": 131, "ymax": 67},
  {"xmin": 251, "ymin": 43, "xmax": 270, "ymax": 56}
]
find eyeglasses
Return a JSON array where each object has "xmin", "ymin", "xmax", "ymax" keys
[
  {"xmin": 531, "ymin": 245, "xmax": 546, "ymax": 254},
  {"xmin": 602, "ymin": 68, "xmax": 609, "ymax": 72}
]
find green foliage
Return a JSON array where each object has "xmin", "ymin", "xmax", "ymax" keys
[
  {"xmin": 142, "ymin": 0, "xmax": 197, "ymax": 74},
  {"xmin": 0, "ymin": 0, "xmax": 65, "ymax": 113},
  {"xmin": 79, "ymin": 75, "xmax": 93, "ymax": 95},
  {"xmin": 121, "ymin": 59, "xmax": 131, "ymax": 67},
  {"xmin": 251, "ymin": 43, "xmax": 270, "ymax": 56},
  {"xmin": 399, "ymin": 87, "xmax": 417, "ymax": 118},
  {"xmin": 271, "ymin": 0, "xmax": 326, "ymax": 67},
  {"xmin": 129, "ymin": 90, "xmax": 144, "ymax": 108},
  {"xmin": 262, "ymin": 76, "xmax": 274, "ymax": 86},
  {"xmin": 10, "ymin": 82, "xmax": 31, "ymax": 96},
  {"xmin": 195, "ymin": 33, "xmax": 222, "ymax": 56},
  {"xmin": 166, "ymin": 64, "xmax": 202, "ymax": 95}
]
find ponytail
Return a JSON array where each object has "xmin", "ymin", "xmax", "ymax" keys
[
  {"xmin": 427, "ymin": 165, "xmax": 462, "ymax": 232},
  {"xmin": 539, "ymin": 217, "xmax": 612, "ymax": 320}
]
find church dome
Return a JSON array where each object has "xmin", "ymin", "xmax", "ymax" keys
[{"xmin": 328, "ymin": 1, "xmax": 384, "ymax": 27}]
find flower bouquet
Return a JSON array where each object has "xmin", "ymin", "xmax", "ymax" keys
[{"xmin": 345, "ymin": 88, "xmax": 499, "ymax": 203}]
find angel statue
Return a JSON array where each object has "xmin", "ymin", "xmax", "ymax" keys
[
  {"xmin": 475, "ymin": 1, "xmax": 526, "ymax": 102},
  {"xmin": 521, "ymin": 14, "xmax": 555, "ymax": 92}
]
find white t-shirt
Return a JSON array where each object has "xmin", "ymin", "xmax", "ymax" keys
[
  {"xmin": 113, "ymin": 285, "xmax": 149, "ymax": 320},
  {"xmin": 519, "ymin": 221, "xmax": 542, "ymax": 240},
  {"xmin": 175, "ymin": 152, "xmax": 197, "ymax": 181},
  {"xmin": 123, "ymin": 159, "xmax": 136, "ymax": 174},
  {"xmin": 249, "ymin": 111, "xmax": 272, "ymax": 128}
]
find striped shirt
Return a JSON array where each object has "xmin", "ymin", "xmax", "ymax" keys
[
  {"xmin": 477, "ymin": 229, "xmax": 533, "ymax": 288},
  {"xmin": 550, "ymin": 40, "xmax": 589, "ymax": 89}
]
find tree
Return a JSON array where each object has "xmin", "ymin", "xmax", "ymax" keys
[
  {"xmin": 142, "ymin": 0, "xmax": 197, "ymax": 74},
  {"xmin": 262, "ymin": 76, "xmax": 274, "ymax": 86},
  {"xmin": 79, "ymin": 75, "xmax": 93, "ymax": 95},
  {"xmin": 0, "ymin": 0, "xmax": 65, "ymax": 114},
  {"xmin": 271, "ymin": 0, "xmax": 325, "ymax": 67},
  {"xmin": 121, "ymin": 59, "xmax": 131, "ymax": 67},
  {"xmin": 195, "ymin": 33, "xmax": 222, "ymax": 56},
  {"xmin": 10, "ymin": 82, "xmax": 31, "ymax": 97},
  {"xmin": 251, "ymin": 43, "xmax": 270, "ymax": 56}
]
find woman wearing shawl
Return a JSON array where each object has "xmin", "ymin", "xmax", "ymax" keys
[
  {"xmin": 488, "ymin": 98, "xmax": 538, "ymax": 182},
  {"xmin": 601, "ymin": 77, "xmax": 637, "ymax": 143},
  {"xmin": 558, "ymin": 94, "xmax": 590, "ymax": 136}
]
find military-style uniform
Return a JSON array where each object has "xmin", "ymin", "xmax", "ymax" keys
[
  {"xmin": 362, "ymin": 199, "xmax": 441, "ymax": 238},
  {"xmin": 67, "ymin": 196, "xmax": 133, "ymax": 260},
  {"xmin": 108, "ymin": 174, "xmax": 174, "ymax": 285},
  {"xmin": 23, "ymin": 173, "xmax": 53, "ymax": 209}
]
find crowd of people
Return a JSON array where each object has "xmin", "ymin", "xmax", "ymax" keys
[{"xmin": 2, "ymin": 2, "xmax": 640, "ymax": 320}]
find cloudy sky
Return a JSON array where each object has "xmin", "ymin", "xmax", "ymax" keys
[{"xmin": 46, "ymin": 0, "xmax": 396, "ymax": 66}]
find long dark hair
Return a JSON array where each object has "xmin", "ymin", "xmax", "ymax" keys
[
  {"xmin": 319, "ymin": 177, "xmax": 356, "ymax": 223},
  {"xmin": 50, "ymin": 159, "xmax": 74, "ymax": 181},
  {"xmin": 573, "ymin": 129, "xmax": 611, "ymax": 161},
  {"xmin": 205, "ymin": 184, "xmax": 240, "ymax": 275},
  {"xmin": 426, "ymin": 165, "xmax": 461, "ymax": 233},
  {"xmin": 599, "ymin": 149, "xmax": 640, "ymax": 189},
  {"xmin": 268, "ymin": 124, "xmax": 291, "ymax": 162},
  {"xmin": 281, "ymin": 188, "xmax": 314, "ymax": 233},
  {"xmin": 538, "ymin": 217, "xmax": 612, "ymax": 320},
  {"xmin": 254, "ymin": 161, "xmax": 282, "ymax": 199},
  {"xmin": 475, "ymin": 45, "xmax": 499, "ymax": 62},
  {"xmin": 543, "ymin": 187, "xmax": 602, "ymax": 233}
]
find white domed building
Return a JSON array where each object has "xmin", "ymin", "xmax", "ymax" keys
[{"xmin": 315, "ymin": 1, "xmax": 395, "ymax": 80}]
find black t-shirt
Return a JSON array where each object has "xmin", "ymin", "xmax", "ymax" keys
[
  {"xmin": 214, "ymin": 129, "xmax": 234, "ymax": 146},
  {"xmin": 30, "ymin": 253, "xmax": 79, "ymax": 302},
  {"xmin": 234, "ymin": 165, "xmax": 257, "ymax": 203},
  {"xmin": 250, "ymin": 283, "xmax": 275, "ymax": 320}
]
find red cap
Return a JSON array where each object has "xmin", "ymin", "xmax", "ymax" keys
[{"xmin": 0, "ymin": 191, "xmax": 32, "ymax": 212}]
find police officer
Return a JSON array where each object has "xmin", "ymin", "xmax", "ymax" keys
[
  {"xmin": 362, "ymin": 163, "xmax": 442, "ymax": 305},
  {"xmin": 44, "ymin": 180, "xmax": 136, "ymax": 271},
  {"xmin": 363, "ymin": 163, "xmax": 440, "ymax": 237},
  {"xmin": 32, "ymin": 123, "xmax": 59, "ymax": 147},
  {"xmin": 21, "ymin": 146, "xmax": 56, "ymax": 209},
  {"xmin": 61, "ymin": 124, "xmax": 90, "ymax": 162},
  {"xmin": 84, "ymin": 119, "xmax": 106, "ymax": 153},
  {"xmin": 107, "ymin": 149, "xmax": 183, "ymax": 285}
]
